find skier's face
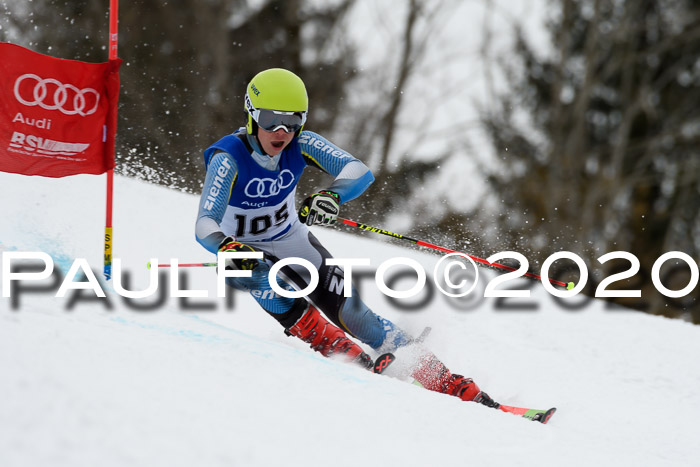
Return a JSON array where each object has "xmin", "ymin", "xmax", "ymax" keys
[{"xmin": 257, "ymin": 127, "xmax": 294, "ymax": 156}]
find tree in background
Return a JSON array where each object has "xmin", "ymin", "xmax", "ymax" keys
[
  {"xmin": 0, "ymin": 0, "xmax": 357, "ymax": 192},
  {"xmin": 336, "ymin": 0, "xmax": 455, "ymax": 232},
  {"xmin": 3, "ymin": 0, "xmax": 697, "ymax": 322},
  {"xmin": 479, "ymin": 0, "xmax": 700, "ymax": 322}
]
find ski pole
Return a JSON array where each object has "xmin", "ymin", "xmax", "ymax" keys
[
  {"xmin": 337, "ymin": 218, "xmax": 573, "ymax": 289},
  {"xmin": 146, "ymin": 261, "xmax": 217, "ymax": 269}
]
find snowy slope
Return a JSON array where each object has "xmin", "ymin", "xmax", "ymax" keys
[{"xmin": 1, "ymin": 172, "xmax": 699, "ymax": 467}]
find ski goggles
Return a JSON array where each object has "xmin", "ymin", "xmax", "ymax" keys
[
  {"xmin": 253, "ymin": 108, "xmax": 306, "ymax": 133},
  {"xmin": 246, "ymin": 93, "xmax": 307, "ymax": 133}
]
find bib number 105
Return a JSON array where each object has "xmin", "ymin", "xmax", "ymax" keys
[{"xmin": 234, "ymin": 204, "xmax": 289, "ymax": 237}]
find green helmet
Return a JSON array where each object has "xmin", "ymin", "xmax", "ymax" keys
[{"xmin": 245, "ymin": 68, "xmax": 308, "ymax": 135}]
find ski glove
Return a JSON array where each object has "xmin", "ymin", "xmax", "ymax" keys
[
  {"xmin": 298, "ymin": 191, "xmax": 340, "ymax": 226},
  {"xmin": 218, "ymin": 237, "xmax": 260, "ymax": 271}
]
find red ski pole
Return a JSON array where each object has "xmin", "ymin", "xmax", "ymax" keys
[
  {"xmin": 337, "ymin": 218, "xmax": 572, "ymax": 289},
  {"xmin": 146, "ymin": 261, "xmax": 217, "ymax": 269}
]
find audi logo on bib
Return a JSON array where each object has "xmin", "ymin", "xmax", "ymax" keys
[
  {"xmin": 244, "ymin": 169, "xmax": 296, "ymax": 198},
  {"xmin": 14, "ymin": 74, "xmax": 100, "ymax": 116},
  {"xmin": 0, "ymin": 43, "xmax": 121, "ymax": 177}
]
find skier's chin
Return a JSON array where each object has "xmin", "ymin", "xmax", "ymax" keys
[{"xmin": 267, "ymin": 141, "xmax": 286, "ymax": 155}]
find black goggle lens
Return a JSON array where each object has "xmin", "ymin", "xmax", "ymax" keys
[{"xmin": 256, "ymin": 109, "xmax": 304, "ymax": 133}]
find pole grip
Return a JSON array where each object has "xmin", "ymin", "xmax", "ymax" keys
[{"xmin": 147, "ymin": 262, "xmax": 218, "ymax": 269}]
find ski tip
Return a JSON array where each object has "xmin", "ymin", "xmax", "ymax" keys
[
  {"xmin": 373, "ymin": 353, "xmax": 396, "ymax": 374},
  {"xmin": 415, "ymin": 326, "xmax": 432, "ymax": 344},
  {"xmin": 535, "ymin": 407, "xmax": 557, "ymax": 424}
]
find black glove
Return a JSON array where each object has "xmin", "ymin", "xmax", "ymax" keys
[
  {"xmin": 218, "ymin": 237, "xmax": 260, "ymax": 271},
  {"xmin": 298, "ymin": 191, "xmax": 340, "ymax": 226}
]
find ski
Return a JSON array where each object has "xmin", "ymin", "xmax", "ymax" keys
[
  {"xmin": 414, "ymin": 326, "xmax": 432, "ymax": 344},
  {"xmin": 369, "ymin": 351, "xmax": 556, "ymax": 424},
  {"xmin": 498, "ymin": 404, "xmax": 557, "ymax": 424}
]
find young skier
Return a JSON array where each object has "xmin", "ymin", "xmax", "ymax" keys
[{"xmin": 195, "ymin": 68, "xmax": 500, "ymax": 409}]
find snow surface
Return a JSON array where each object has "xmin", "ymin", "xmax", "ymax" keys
[{"xmin": 1, "ymin": 172, "xmax": 699, "ymax": 467}]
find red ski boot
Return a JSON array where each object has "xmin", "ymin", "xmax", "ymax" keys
[
  {"xmin": 445, "ymin": 375, "xmax": 500, "ymax": 407},
  {"xmin": 410, "ymin": 353, "xmax": 497, "ymax": 407},
  {"xmin": 287, "ymin": 305, "xmax": 373, "ymax": 369}
]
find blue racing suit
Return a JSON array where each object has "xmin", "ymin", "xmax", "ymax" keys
[{"xmin": 195, "ymin": 128, "xmax": 408, "ymax": 351}]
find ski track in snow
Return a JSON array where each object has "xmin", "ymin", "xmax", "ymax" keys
[{"xmin": 1, "ymin": 172, "xmax": 699, "ymax": 467}]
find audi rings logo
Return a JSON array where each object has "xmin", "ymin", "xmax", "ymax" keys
[
  {"xmin": 244, "ymin": 170, "xmax": 295, "ymax": 198},
  {"xmin": 13, "ymin": 74, "xmax": 100, "ymax": 116}
]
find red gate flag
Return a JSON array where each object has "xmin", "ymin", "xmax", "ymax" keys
[{"xmin": 0, "ymin": 43, "xmax": 122, "ymax": 177}]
